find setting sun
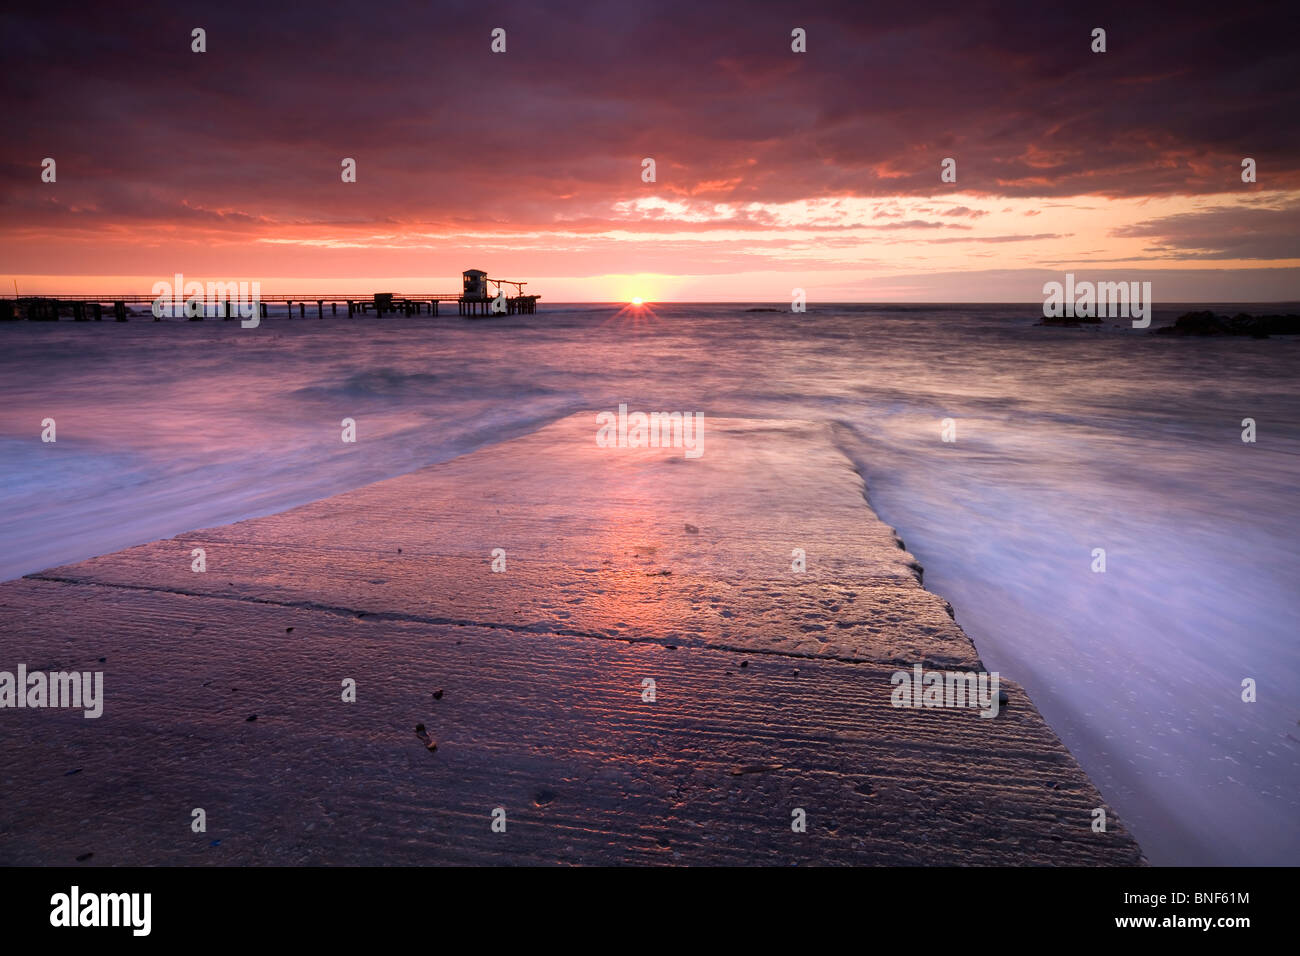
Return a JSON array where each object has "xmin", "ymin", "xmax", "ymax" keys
[{"xmin": 631, "ymin": 297, "xmax": 643, "ymax": 305}]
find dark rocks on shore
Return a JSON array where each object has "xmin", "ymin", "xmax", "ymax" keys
[{"xmin": 1156, "ymin": 310, "xmax": 1300, "ymax": 337}]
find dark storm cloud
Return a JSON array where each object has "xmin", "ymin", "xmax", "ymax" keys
[{"xmin": 1, "ymin": 0, "xmax": 1297, "ymax": 233}]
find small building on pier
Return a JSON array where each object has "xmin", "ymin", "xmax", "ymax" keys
[
  {"xmin": 462, "ymin": 269, "xmax": 488, "ymax": 300},
  {"xmin": 457, "ymin": 269, "xmax": 540, "ymax": 317}
]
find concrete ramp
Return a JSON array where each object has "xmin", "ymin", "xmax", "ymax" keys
[{"xmin": 0, "ymin": 414, "xmax": 1144, "ymax": 865}]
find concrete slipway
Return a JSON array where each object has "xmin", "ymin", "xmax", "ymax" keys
[{"xmin": 0, "ymin": 415, "xmax": 1144, "ymax": 865}]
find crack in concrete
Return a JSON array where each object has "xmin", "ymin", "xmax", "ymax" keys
[{"xmin": 21, "ymin": 572, "xmax": 975, "ymax": 670}]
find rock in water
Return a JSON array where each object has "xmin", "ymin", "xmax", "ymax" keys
[
  {"xmin": 1036, "ymin": 315, "xmax": 1102, "ymax": 327},
  {"xmin": 1156, "ymin": 310, "xmax": 1300, "ymax": 337},
  {"xmin": 414, "ymin": 724, "xmax": 438, "ymax": 751}
]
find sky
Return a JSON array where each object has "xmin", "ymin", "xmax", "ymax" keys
[{"xmin": 2, "ymin": 0, "xmax": 1299, "ymax": 302}]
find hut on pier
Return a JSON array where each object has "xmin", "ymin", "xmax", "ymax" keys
[{"xmin": 462, "ymin": 269, "xmax": 488, "ymax": 300}]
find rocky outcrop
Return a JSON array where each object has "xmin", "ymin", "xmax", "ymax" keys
[{"xmin": 1156, "ymin": 311, "xmax": 1300, "ymax": 337}]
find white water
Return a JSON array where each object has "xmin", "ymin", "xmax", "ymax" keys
[{"xmin": 1, "ymin": 303, "xmax": 1296, "ymax": 865}]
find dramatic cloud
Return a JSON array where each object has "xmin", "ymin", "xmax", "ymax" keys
[
  {"xmin": 1110, "ymin": 199, "xmax": 1300, "ymax": 259},
  {"xmin": 1, "ymin": 0, "xmax": 1297, "ymax": 298}
]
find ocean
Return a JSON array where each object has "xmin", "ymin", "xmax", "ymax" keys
[{"xmin": 1, "ymin": 302, "xmax": 1296, "ymax": 865}]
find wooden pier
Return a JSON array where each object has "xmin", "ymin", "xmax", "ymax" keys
[{"xmin": 1, "ymin": 289, "xmax": 541, "ymax": 322}]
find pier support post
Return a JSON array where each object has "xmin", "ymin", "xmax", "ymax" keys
[
  {"xmin": 300, "ymin": 302, "xmax": 305, "ymax": 318},
  {"xmin": 317, "ymin": 300, "xmax": 323, "ymax": 319},
  {"xmin": 286, "ymin": 300, "xmax": 292, "ymax": 318},
  {"xmin": 260, "ymin": 302, "xmax": 268, "ymax": 319},
  {"xmin": 93, "ymin": 303, "xmax": 103, "ymax": 321},
  {"xmin": 332, "ymin": 302, "xmax": 337, "ymax": 315},
  {"xmin": 114, "ymin": 301, "xmax": 127, "ymax": 322}
]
